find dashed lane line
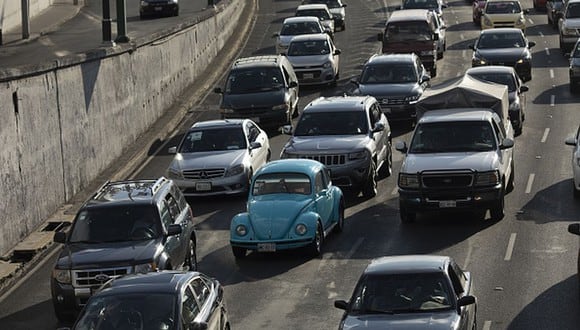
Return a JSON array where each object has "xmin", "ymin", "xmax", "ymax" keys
[
  {"xmin": 504, "ymin": 233, "xmax": 517, "ymax": 261},
  {"xmin": 541, "ymin": 128, "xmax": 550, "ymax": 143},
  {"xmin": 483, "ymin": 320, "xmax": 492, "ymax": 330},
  {"xmin": 525, "ymin": 173, "xmax": 535, "ymax": 194}
]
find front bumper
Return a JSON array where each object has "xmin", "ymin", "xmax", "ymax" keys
[
  {"xmin": 51, "ymin": 279, "xmax": 89, "ymax": 320},
  {"xmin": 398, "ymin": 185, "xmax": 502, "ymax": 213},
  {"xmin": 231, "ymin": 237, "xmax": 314, "ymax": 251},
  {"xmin": 327, "ymin": 160, "xmax": 370, "ymax": 188},
  {"xmin": 294, "ymin": 66, "xmax": 337, "ymax": 85},
  {"xmin": 170, "ymin": 172, "xmax": 249, "ymax": 196},
  {"xmin": 377, "ymin": 101, "xmax": 416, "ymax": 121}
]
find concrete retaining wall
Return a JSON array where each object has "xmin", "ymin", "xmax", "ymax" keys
[
  {"xmin": 0, "ymin": 0, "xmax": 245, "ymax": 255},
  {"xmin": 1, "ymin": 0, "xmax": 55, "ymax": 32}
]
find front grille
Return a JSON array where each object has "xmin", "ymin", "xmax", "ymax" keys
[
  {"xmin": 298, "ymin": 154, "xmax": 346, "ymax": 166},
  {"xmin": 296, "ymin": 70, "xmax": 323, "ymax": 80},
  {"xmin": 492, "ymin": 21, "xmax": 517, "ymax": 28},
  {"xmin": 379, "ymin": 97, "xmax": 407, "ymax": 105},
  {"xmin": 183, "ymin": 168, "xmax": 225, "ymax": 179},
  {"xmin": 421, "ymin": 171, "xmax": 474, "ymax": 188},
  {"xmin": 488, "ymin": 60, "xmax": 516, "ymax": 66},
  {"xmin": 73, "ymin": 266, "xmax": 131, "ymax": 288}
]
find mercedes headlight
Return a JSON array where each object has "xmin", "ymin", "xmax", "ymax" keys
[
  {"xmin": 236, "ymin": 225, "xmax": 247, "ymax": 236},
  {"xmin": 226, "ymin": 164, "xmax": 245, "ymax": 177},
  {"xmin": 474, "ymin": 170, "xmax": 500, "ymax": 186},
  {"xmin": 295, "ymin": 224, "xmax": 307, "ymax": 235},
  {"xmin": 399, "ymin": 173, "xmax": 420, "ymax": 189},
  {"xmin": 323, "ymin": 61, "xmax": 332, "ymax": 68},
  {"xmin": 166, "ymin": 167, "xmax": 182, "ymax": 180},
  {"xmin": 52, "ymin": 269, "xmax": 71, "ymax": 284},
  {"xmin": 134, "ymin": 263, "xmax": 157, "ymax": 274}
]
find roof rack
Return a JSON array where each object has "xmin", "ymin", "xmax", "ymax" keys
[
  {"xmin": 234, "ymin": 56, "xmax": 279, "ymax": 67},
  {"xmin": 151, "ymin": 177, "xmax": 168, "ymax": 195},
  {"xmin": 92, "ymin": 180, "xmax": 112, "ymax": 200}
]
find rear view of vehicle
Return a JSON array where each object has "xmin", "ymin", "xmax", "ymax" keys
[{"xmin": 377, "ymin": 9, "xmax": 439, "ymax": 77}]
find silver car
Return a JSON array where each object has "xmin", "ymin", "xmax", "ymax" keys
[
  {"xmin": 286, "ymin": 33, "xmax": 341, "ymax": 86},
  {"xmin": 166, "ymin": 119, "xmax": 271, "ymax": 196},
  {"xmin": 295, "ymin": 4, "xmax": 336, "ymax": 33},
  {"xmin": 273, "ymin": 16, "xmax": 330, "ymax": 55}
]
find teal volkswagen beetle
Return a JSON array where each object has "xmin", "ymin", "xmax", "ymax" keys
[{"xmin": 230, "ymin": 159, "xmax": 345, "ymax": 258}]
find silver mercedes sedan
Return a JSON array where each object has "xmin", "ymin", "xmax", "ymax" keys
[{"xmin": 166, "ymin": 119, "xmax": 271, "ymax": 196}]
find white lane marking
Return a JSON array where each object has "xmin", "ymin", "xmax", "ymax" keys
[
  {"xmin": 340, "ymin": 237, "xmax": 365, "ymax": 265},
  {"xmin": 525, "ymin": 173, "xmax": 535, "ymax": 194},
  {"xmin": 529, "ymin": 18, "xmax": 535, "ymax": 24},
  {"xmin": 460, "ymin": 33, "xmax": 465, "ymax": 40},
  {"xmin": 550, "ymin": 95, "xmax": 555, "ymax": 106},
  {"xmin": 483, "ymin": 320, "xmax": 492, "ymax": 330},
  {"xmin": 541, "ymin": 128, "xmax": 550, "ymax": 143},
  {"xmin": 504, "ymin": 233, "xmax": 517, "ymax": 261},
  {"xmin": 546, "ymin": 48, "xmax": 550, "ymax": 56},
  {"xmin": 391, "ymin": 187, "xmax": 398, "ymax": 195},
  {"xmin": 539, "ymin": 31, "xmax": 544, "ymax": 37},
  {"xmin": 549, "ymin": 69, "xmax": 554, "ymax": 79}
]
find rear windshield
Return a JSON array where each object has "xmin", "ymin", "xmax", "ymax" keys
[
  {"xmin": 288, "ymin": 40, "xmax": 331, "ymax": 56},
  {"xmin": 385, "ymin": 21, "xmax": 433, "ymax": 42},
  {"xmin": 296, "ymin": 9, "xmax": 332, "ymax": 20}
]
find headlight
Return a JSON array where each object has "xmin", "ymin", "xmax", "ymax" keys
[
  {"xmin": 295, "ymin": 224, "xmax": 307, "ymax": 235},
  {"xmin": 399, "ymin": 173, "xmax": 420, "ymax": 189},
  {"xmin": 167, "ymin": 167, "xmax": 182, "ymax": 179},
  {"xmin": 272, "ymin": 104, "xmax": 289, "ymax": 111},
  {"xmin": 323, "ymin": 61, "xmax": 332, "ymax": 68},
  {"xmin": 52, "ymin": 269, "xmax": 71, "ymax": 284},
  {"xmin": 420, "ymin": 50, "xmax": 434, "ymax": 56},
  {"xmin": 134, "ymin": 263, "xmax": 157, "ymax": 273},
  {"xmin": 226, "ymin": 164, "xmax": 245, "ymax": 177},
  {"xmin": 474, "ymin": 170, "xmax": 500, "ymax": 186},
  {"xmin": 404, "ymin": 95, "xmax": 420, "ymax": 102},
  {"xmin": 348, "ymin": 150, "xmax": 368, "ymax": 160},
  {"xmin": 509, "ymin": 100, "xmax": 521, "ymax": 111},
  {"xmin": 280, "ymin": 150, "xmax": 297, "ymax": 159},
  {"xmin": 483, "ymin": 17, "xmax": 491, "ymax": 26},
  {"xmin": 472, "ymin": 55, "xmax": 486, "ymax": 66},
  {"xmin": 517, "ymin": 16, "xmax": 525, "ymax": 24},
  {"xmin": 236, "ymin": 225, "xmax": 247, "ymax": 236}
]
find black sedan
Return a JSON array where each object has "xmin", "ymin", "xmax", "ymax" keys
[
  {"xmin": 334, "ymin": 255, "xmax": 477, "ymax": 330},
  {"xmin": 465, "ymin": 65, "xmax": 529, "ymax": 135},
  {"xmin": 71, "ymin": 271, "xmax": 230, "ymax": 330},
  {"xmin": 469, "ymin": 28, "xmax": 535, "ymax": 82}
]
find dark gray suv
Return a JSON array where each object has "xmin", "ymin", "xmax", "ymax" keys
[{"xmin": 51, "ymin": 177, "xmax": 197, "ymax": 322}]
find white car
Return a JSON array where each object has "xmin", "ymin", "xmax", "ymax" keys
[
  {"xmin": 286, "ymin": 33, "xmax": 341, "ymax": 86},
  {"xmin": 273, "ymin": 16, "xmax": 330, "ymax": 55},
  {"xmin": 166, "ymin": 119, "xmax": 271, "ymax": 196},
  {"xmin": 565, "ymin": 126, "xmax": 580, "ymax": 197},
  {"xmin": 295, "ymin": 4, "xmax": 336, "ymax": 33},
  {"xmin": 301, "ymin": 0, "xmax": 347, "ymax": 30}
]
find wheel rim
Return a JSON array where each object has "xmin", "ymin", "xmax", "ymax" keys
[{"xmin": 315, "ymin": 226, "xmax": 322, "ymax": 252}]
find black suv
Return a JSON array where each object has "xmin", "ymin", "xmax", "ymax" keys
[
  {"xmin": 51, "ymin": 177, "xmax": 197, "ymax": 322},
  {"xmin": 214, "ymin": 55, "xmax": 300, "ymax": 129}
]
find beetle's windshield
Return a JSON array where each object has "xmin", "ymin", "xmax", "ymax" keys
[{"xmin": 253, "ymin": 173, "xmax": 312, "ymax": 195}]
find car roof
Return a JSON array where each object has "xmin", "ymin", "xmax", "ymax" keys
[
  {"xmin": 255, "ymin": 159, "xmax": 324, "ymax": 177},
  {"xmin": 480, "ymin": 27, "xmax": 524, "ymax": 35},
  {"xmin": 366, "ymin": 53, "xmax": 416, "ymax": 65},
  {"xmin": 486, "ymin": 0, "xmax": 521, "ymax": 2},
  {"xmin": 283, "ymin": 16, "xmax": 321, "ymax": 24},
  {"xmin": 96, "ymin": 271, "xmax": 199, "ymax": 296},
  {"xmin": 465, "ymin": 66, "xmax": 516, "ymax": 75},
  {"xmin": 84, "ymin": 177, "xmax": 171, "ymax": 207},
  {"xmin": 232, "ymin": 55, "xmax": 283, "ymax": 69},
  {"xmin": 364, "ymin": 255, "xmax": 450, "ymax": 275},
  {"xmin": 289, "ymin": 33, "xmax": 331, "ymax": 42},
  {"xmin": 304, "ymin": 96, "xmax": 372, "ymax": 112},
  {"xmin": 388, "ymin": 9, "xmax": 432, "ymax": 22},
  {"xmin": 419, "ymin": 109, "xmax": 493, "ymax": 123},
  {"xmin": 297, "ymin": 4, "xmax": 330, "ymax": 10},
  {"xmin": 191, "ymin": 119, "xmax": 245, "ymax": 130}
]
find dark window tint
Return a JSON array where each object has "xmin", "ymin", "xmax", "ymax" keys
[
  {"xmin": 181, "ymin": 286, "xmax": 200, "ymax": 326},
  {"xmin": 410, "ymin": 121, "xmax": 497, "ymax": 153},
  {"xmin": 294, "ymin": 111, "xmax": 369, "ymax": 136},
  {"xmin": 253, "ymin": 173, "xmax": 312, "ymax": 195},
  {"xmin": 226, "ymin": 67, "xmax": 285, "ymax": 94}
]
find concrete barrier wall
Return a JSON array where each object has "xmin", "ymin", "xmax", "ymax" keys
[
  {"xmin": 0, "ymin": 0, "xmax": 245, "ymax": 255},
  {"xmin": 1, "ymin": 0, "xmax": 55, "ymax": 32}
]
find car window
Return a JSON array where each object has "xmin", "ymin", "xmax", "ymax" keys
[
  {"xmin": 179, "ymin": 127, "xmax": 247, "ymax": 152},
  {"xmin": 253, "ymin": 173, "xmax": 312, "ymax": 195},
  {"xmin": 297, "ymin": 9, "xmax": 331, "ymax": 20},
  {"xmin": 190, "ymin": 278, "xmax": 211, "ymax": 306},
  {"xmin": 566, "ymin": 2, "xmax": 580, "ymax": 17},
  {"xmin": 314, "ymin": 172, "xmax": 325, "ymax": 193},
  {"xmin": 369, "ymin": 104, "xmax": 380, "ymax": 128},
  {"xmin": 491, "ymin": 117, "xmax": 506, "ymax": 141},
  {"xmin": 470, "ymin": 72, "xmax": 517, "ymax": 92},
  {"xmin": 159, "ymin": 200, "xmax": 175, "ymax": 228},
  {"xmin": 181, "ymin": 286, "xmax": 200, "ymax": 326},
  {"xmin": 486, "ymin": 1, "xmax": 522, "ymax": 13},
  {"xmin": 447, "ymin": 263, "xmax": 467, "ymax": 296},
  {"xmin": 294, "ymin": 111, "xmax": 369, "ymax": 136},
  {"xmin": 477, "ymin": 32, "xmax": 525, "ymax": 49},
  {"xmin": 282, "ymin": 21, "xmax": 323, "ymax": 35},
  {"xmin": 386, "ymin": 21, "xmax": 433, "ymax": 42},
  {"xmin": 165, "ymin": 194, "xmax": 181, "ymax": 220}
]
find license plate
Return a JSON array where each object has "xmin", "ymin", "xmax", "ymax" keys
[
  {"xmin": 439, "ymin": 200, "xmax": 456, "ymax": 208},
  {"xmin": 303, "ymin": 73, "xmax": 314, "ymax": 79},
  {"xmin": 154, "ymin": 6, "xmax": 163, "ymax": 11},
  {"xmin": 250, "ymin": 117, "xmax": 260, "ymax": 123},
  {"xmin": 196, "ymin": 182, "xmax": 212, "ymax": 191},
  {"xmin": 257, "ymin": 243, "xmax": 276, "ymax": 252}
]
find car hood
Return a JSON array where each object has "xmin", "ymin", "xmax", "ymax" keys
[
  {"xmin": 55, "ymin": 240, "xmax": 161, "ymax": 269},
  {"xmin": 476, "ymin": 48, "xmax": 527, "ymax": 61},
  {"xmin": 284, "ymin": 135, "xmax": 370, "ymax": 154},
  {"xmin": 278, "ymin": 35, "xmax": 296, "ymax": 47},
  {"xmin": 341, "ymin": 311, "xmax": 459, "ymax": 330},
  {"xmin": 570, "ymin": 57, "xmax": 580, "ymax": 67},
  {"xmin": 357, "ymin": 83, "xmax": 420, "ymax": 98},
  {"xmin": 402, "ymin": 152, "xmax": 498, "ymax": 173},
  {"xmin": 563, "ymin": 17, "xmax": 580, "ymax": 28},
  {"xmin": 248, "ymin": 195, "xmax": 312, "ymax": 239},
  {"xmin": 287, "ymin": 54, "xmax": 333, "ymax": 67},
  {"xmin": 222, "ymin": 90, "xmax": 286, "ymax": 109},
  {"xmin": 173, "ymin": 150, "xmax": 245, "ymax": 170}
]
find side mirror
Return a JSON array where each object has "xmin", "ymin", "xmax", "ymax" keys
[
  {"xmin": 272, "ymin": 33, "xmax": 279, "ymax": 38},
  {"xmin": 281, "ymin": 125, "xmax": 293, "ymax": 135},
  {"xmin": 249, "ymin": 141, "xmax": 262, "ymax": 150},
  {"xmin": 334, "ymin": 300, "xmax": 348, "ymax": 310},
  {"xmin": 350, "ymin": 78, "xmax": 359, "ymax": 86},
  {"xmin": 214, "ymin": 87, "xmax": 223, "ymax": 94},
  {"xmin": 523, "ymin": 9, "xmax": 530, "ymax": 14},
  {"xmin": 457, "ymin": 296, "xmax": 476, "ymax": 311},
  {"xmin": 372, "ymin": 122, "xmax": 385, "ymax": 133},
  {"xmin": 54, "ymin": 231, "xmax": 67, "ymax": 244},
  {"xmin": 528, "ymin": 41, "xmax": 536, "ymax": 48},
  {"xmin": 334, "ymin": 49, "xmax": 342, "ymax": 55},
  {"xmin": 168, "ymin": 146, "xmax": 177, "ymax": 154},
  {"xmin": 433, "ymin": 33, "xmax": 439, "ymax": 41},
  {"xmin": 520, "ymin": 85, "xmax": 529, "ymax": 93},
  {"xmin": 421, "ymin": 74, "xmax": 431, "ymax": 83},
  {"xmin": 468, "ymin": 44, "xmax": 475, "ymax": 50},
  {"xmin": 377, "ymin": 32, "xmax": 384, "ymax": 42},
  {"xmin": 289, "ymin": 81, "xmax": 298, "ymax": 88},
  {"xmin": 395, "ymin": 141, "xmax": 408, "ymax": 153},
  {"xmin": 166, "ymin": 224, "xmax": 182, "ymax": 236},
  {"xmin": 500, "ymin": 138, "xmax": 515, "ymax": 149},
  {"xmin": 565, "ymin": 136, "xmax": 577, "ymax": 146},
  {"xmin": 343, "ymin": 4, "xmax": 347, "ymax": 7},
  {"xmin": 568, "ymin": 223, "xmax": 580, "ymax": 235},
  {"xmin": 191, "ymin": 322, "xmax": 209, "ymax": 330}
]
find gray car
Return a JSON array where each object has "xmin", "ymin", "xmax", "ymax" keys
[
  {"xmin": 334, "ymin": 255, "xmax": 477, "ymax": 330},
  {"xmin": 285, "ymin": 33, "xmax": 341, "ymax": 86},
  {"xmin": 166, "ymin": 119, "xmax": 271, "ymax": 196},
  {"xmin": 273, "ymin": 16, "xmax": 331, "ymax": 55},
  {"xmin": 280, "ymin": 95, "xmax": 391, "ymax": 198}
]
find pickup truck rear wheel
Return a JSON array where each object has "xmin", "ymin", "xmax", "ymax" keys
[
  {"xmin": 362, "ymin": 162, "xmax": 378, "ymax": 198},
  {"xmin": 490, "ymin": 189, "xmax": 505, "ymax": 221}
]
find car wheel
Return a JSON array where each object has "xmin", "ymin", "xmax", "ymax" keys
[
  {"xmin": 266, "ymin": 149, "xmax": 271, "ymax": 162},
  {"xmin": 490, "ymin": 186, "xmax": 505, "ymax": 221},
  {"xmin": 334, "ymin": 202, "xmax": 345, "ymax": 233},
  {"xmin": 232, "ymin": 246, "xmax": 247, "ymax": 259},
  {"xmin": 185, "ymin": 238, "xmax": 197, "ymax": 271},
  {"xmin": 361, "ymin": 161, "xmax": 378, "ymax": 198},
  {"xmin": 430, "ymin": 66, "xmax": 437, "ymax": 77},
  {"xmin": 400, "ymin": 205, "xmax": 416, "ymax": 223},
  {"xmin": 307, "ymin": 223, "xmax": 323, "ymax": 256},
  {"xmin": 292, "ymin": 102, "xmax": 299, "ymax": 118},
  {"xmin": 507, "ymin": 162, "xmax": 515, "ymax": 193}
]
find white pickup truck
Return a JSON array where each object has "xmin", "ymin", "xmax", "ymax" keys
[{"xmin": 395, "ymin": 75, "xmax": 515, "ymax": 222}]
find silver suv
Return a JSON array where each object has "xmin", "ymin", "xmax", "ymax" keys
[
  {"xmin": 280, "ymin": 96, "xmax": 392, "ymax": 197},
  {"xmin": 559, "ymin": 0, "xmax": 580, "ymax": 53}
]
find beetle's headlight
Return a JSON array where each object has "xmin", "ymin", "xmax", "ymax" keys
[
  {"xmin": 53, "ymin": 269, "xmax": 71, "ymax": 284},
  {"xmin": 236, "ymin": 225, "xmax": 247, "ymax": 236},
  {"xmin": 134, "ymin": 263, "xmax": 157, "ymax": 273},
  {"xmin": 295, "ymin": 224, "xmax": 307, "ymax": 235},
  {"xmin": 399, "ymin": 173, "xmax": 420, "ymax": 189}
]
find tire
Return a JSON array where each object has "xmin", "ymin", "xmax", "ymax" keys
[
  {"xmin": 292, "ymin": 102, "xmax": 299, "ymax": 118},
  {"xmin": 400, "ymin": 206, "xmax": 416, "ymax": 223},
  {"xmin": 232, "ymin": 246, "xmax": 247, "ymax": 259},
  {"xmin": 361, "ymin": 161, "xmax": 378, "ymax": 198},
  {"xmin": 430, "ymin": 66, "xmax": 437, "ymax": 77},
  {"xmin": 490, "ymin": 187, "xmax": 505, "ymax": 221},
  {"xmin": 307, "ymin": 223, "xmax": 323, "ymax": 256},
  {"xmin": 507, "ymin": 162, "xmax": 515, "ymax": 194},
  {"xmin": 185, "ymin": 238, "xmax": 197, "ymax": 271},
  {"xmin": 334, "ymin": 202, "xmax": 345, "ymax": 233}
]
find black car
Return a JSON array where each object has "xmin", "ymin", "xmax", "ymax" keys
[
  {"xmin": 465, "ymin": 65, "xmax": 529, "ymax": 135},
  {"xmin": 140, "ymin": 0, "xmax": 179, "ymax": 19},
  {"xmin": 51, "ymin": 177, "xmax": 197, "ymax": 322},
  {"xmin": 470, "ymin": 28, "xmax": 535, "ymax": 82},
  {"xmin": 569, "ymin": 223, "xmax": 580, "ymax": 287},
  {"xmin": 351, "ymin": 53, "xmax": 431, "ymax": 124},
  {"xmin": 547, "ymin": 0, "xmax": 566, "ymax": 28},
  {"xmin": 72, "ymin": 271, "xmax": 230, "ymax": 330}
]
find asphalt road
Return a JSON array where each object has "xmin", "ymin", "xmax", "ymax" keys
[{"xmin": 0, "ymin": 0, "xmax": 579, "ymax": 329}]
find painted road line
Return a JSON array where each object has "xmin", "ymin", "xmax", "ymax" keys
[
  {"xmin": 550, "ymin": 95, "xmax": 555, "ymax": 106},
  {"xmin": 546, "ymin": 48, "xmax": 550, "ymax": 56},
  {"xmin": 525, "ymin": 173, "xmax": 535, "ymax": 194},
  {"xmin": 460, "ymin": 33, "xmax": 465, "ymax": 40},
  {"xmin": 529, "ymin": 18, "xmax": 534, "ymax": 24},
  {"xmin": 550, "ymin": 69, "xmax": 554, "ymax": 79},
  {"xmin": 541, "ymin": 128, "xmax": 550, "ymax": 143},
  {"xmin": 539, "ymin": 31, "xmax": 544, "ymax": 37},
  {"xmin": 504, "ymin": 233, "xmax": 517, "ymax": 261},
  {"xmin": 340, "ymin": 238, "xmax": 365, "ymax": 266},
  {"xmin": 391, "ymin": 187, "xmax": 398, "ymax": 195},
  {"xmin": 483, "ymin": 320, "xmax": 492, "ymax": 330}
]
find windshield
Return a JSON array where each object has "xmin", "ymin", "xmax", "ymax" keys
[
  {"xmin": 485, "ymin": 1, "xmax": 522, "ymax": 13},
  {"xmin": 469, "ymin": 73, "xmax": 516, "ymax": 92},
  {"xmin": 288, "ymin": 40, "xmax": 331, "ymax": 56},
  {"xmin": 296, "ymin": 9, "xmax": 331, "ymax": 20},
  {"xmin": 403, "ymin": 0, "xmax": 440, "ymax": 10},
  {"xmin": 385, "ymin": 22, "xmax": 433, "ymax": 42},
  {"xmin": 225, "ymin": 67, "xmax": 285, "ymax": 94},
  {"xmin": 567, "ymin": 3, "xmax": 580, "ymax": 18},
  {"xmin": 304, "ymin": 0, "xmax": 342, "ymax": 8},
  {"xmin": 179, "ymin": 127, "xmax": 247, "ymax": 152},
  {"xmin": 294, "ymin": 111, "xmax": 369, "ymax": 136},
  {"xmin": 69, "ymin": 206, "xmax": 161, "ymax": 243},
  {"xmin": 409, "ymin": 121, "xmax": 497, "ymax": 153},
  {"xmin": 476, "ymin": 31, "xmax": 525, "ymax": 49},
  {"xmin": 349, "ymin": 273, "xmax": 453, "ymax": 315},
  {"xmin": 360, "ymin": 64, "xmax": 418, "ymax": 84},
  {"xmin": 253, "ymin": 173, "xmax": 312, "ymax": 195},
  {"xmin": 281, "ymin": 21, "xmax": 323, "ymax": 35},
  {"xmin": 75, "ymin": 293, "xmax": 176, "ymax": 330}
]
